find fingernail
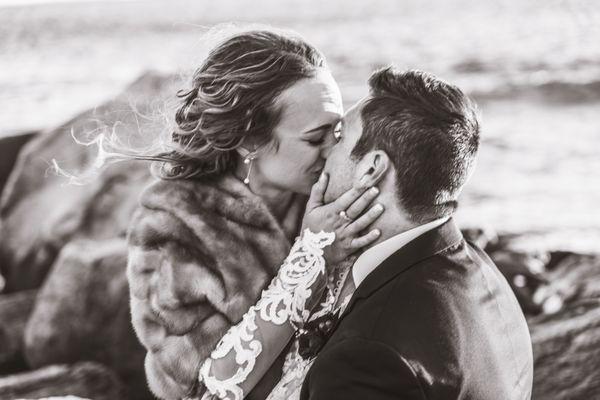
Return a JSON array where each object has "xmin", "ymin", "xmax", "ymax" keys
[
  {"xmin": 374, "ymin": 229, "xmax": 381, "ymax": 236},
  {"xmin": 374, "ymin": 204, "xmax": 384, "ymax": 212},
  {"xmin": 370, "ymin": 187, "xmax": 379, "ymax": 195}
]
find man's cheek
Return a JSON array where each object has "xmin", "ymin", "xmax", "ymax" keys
[{"xmin": 323, "ymin": 179, "xmax": 338, "ymax": 203}]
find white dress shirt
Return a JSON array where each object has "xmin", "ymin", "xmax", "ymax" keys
[{"xmin": 352, "ymin": 216, "xmax": 450, "ymax": 287}]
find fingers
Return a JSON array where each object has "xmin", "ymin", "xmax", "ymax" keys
[
  {"xmin": 306, "ymin": 173, "xmax": 329, "ymax": 210},
  {"xmin": 344, "ymin": 187, "xmax": 379, "ymax": 219},
  {"xmin": 331, "ymin": 184, "xmax": 371, "ymax": 212},
  {"xmin": 350, "ymin": 228, "xmax": 381, "ymax": 249},
  {"xmin": 347, "ymin": 203, "xmax": 384, "ymax": 235}
]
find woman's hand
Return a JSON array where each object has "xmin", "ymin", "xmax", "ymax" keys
[{"xmin": 301, "ymin": 173, "xmax": 384, "ymax": 265}]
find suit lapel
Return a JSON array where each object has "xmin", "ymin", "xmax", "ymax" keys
[{"xmin": 336, "ymin": 218, "xmax": 463, "ymax": 325}]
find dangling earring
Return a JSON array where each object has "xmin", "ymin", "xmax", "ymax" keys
[{"xmin": 243, "ymin": 154, "xmax": 255, "ymax": 185}]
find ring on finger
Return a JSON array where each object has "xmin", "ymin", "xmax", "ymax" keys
[{"xmin": 339, "ymin": 210, "xmax": 353, "ymax": 222}]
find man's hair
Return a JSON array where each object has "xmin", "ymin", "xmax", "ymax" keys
[{"xmin": 351, "ymin": 68, "xmax": 480, "ymax": 223}]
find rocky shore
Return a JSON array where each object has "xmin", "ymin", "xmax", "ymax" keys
[{"xmin": 1, "ymin": 72, "xmax": 599, "ymax": 400}]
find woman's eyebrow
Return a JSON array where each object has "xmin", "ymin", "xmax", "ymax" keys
[{"xmin": 303, "ymin": 123, "xmax": 333, "ymax": 134}]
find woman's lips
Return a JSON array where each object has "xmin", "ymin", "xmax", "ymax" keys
[{"xmin": 312, "ymin": 163, "xmax": 325, "ymax": 175}]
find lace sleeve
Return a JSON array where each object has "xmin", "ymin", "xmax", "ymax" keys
[{"xmin": 197, "ymin": 229, "xmax": 335, "ymax": 400}]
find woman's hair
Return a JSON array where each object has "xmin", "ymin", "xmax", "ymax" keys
[{"xmin": 69, "ymin": 27, "xmax": 326, "ymax": 182}]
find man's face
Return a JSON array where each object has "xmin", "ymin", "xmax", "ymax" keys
[{"xmin": 322, "ymin": 98, "xmax": 366, "ymax": 203}]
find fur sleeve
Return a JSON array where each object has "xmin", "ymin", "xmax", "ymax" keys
[
  {"xmin": 127, "ymin": 206, "xmax": 228, "ymax": 399},
  {"xmin": 126, "ymin": 178, "xmax": 294, "ymax": 399}
]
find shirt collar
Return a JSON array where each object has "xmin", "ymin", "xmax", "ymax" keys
[{"xmin": 352, "ymin": 216, "xmax": 450, "ymax": 287}]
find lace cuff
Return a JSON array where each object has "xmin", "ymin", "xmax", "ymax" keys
[{"xmin": 198, "ymin": 229, "xmax": 335, "ymax": 400}]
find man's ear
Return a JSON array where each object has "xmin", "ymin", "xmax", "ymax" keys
[{"xmin": 355, "ymin": 150, "xmax": 390, "ymax": 188}]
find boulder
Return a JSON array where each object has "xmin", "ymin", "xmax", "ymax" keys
[
  {"xmin": 530, "ymin": 298, "xmax": 600, "ymax": 399},
  {"xmin": 542, "ymin": 253, "xmax": 600, "ymax": 303},
  {"xmin": 503, "ymin": 250, "xmax": 600, "ymax": 317},
  {"xmin": 0, "ymin": 362, "xmax": 125, "ymax": 400},
  {"xmin": 0, "ymin": 72, "xmax": 177, "ymax": 292},
  {"xmin": 0, "ymin": 290, "xmax": 37, "ymax": 374},
  {"xmin": 527, "ymin": 253, "xmax": 600, "ymax": 398},
  {"xmin": 23, "ymin": 238, "xmax": 150, "ymax": 399},
  {"xmin": 0, "ymin": 131, "xmax": 37, "ymax": 198},
  {"xmin": 461, "ymin": 226, "xmax": 500, "ymax": 251},
  {"xmin": 491, "ymin": 249, "xmax": 552, "ymax": 315}
]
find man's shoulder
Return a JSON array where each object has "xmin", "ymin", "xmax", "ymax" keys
[
  {"xmin": 322, "ymin": 240, "xmax": 533, "ymax": 398},
  {"xmin": 343, "ymin": 249, "xmax": 471, "ymax": 341},
  {"xmin": 345, "ymin": 240, "xmax": 517, "ymax": 341}
]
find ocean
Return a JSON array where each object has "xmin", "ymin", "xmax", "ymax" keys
[{"xmin": 1, "ymin": 0, "xmax": 599, "ymax": 252}]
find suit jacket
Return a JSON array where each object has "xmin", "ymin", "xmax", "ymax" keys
[{"xmin": 300, "ymin": 219, "xmax": 533, "ymax": 400}]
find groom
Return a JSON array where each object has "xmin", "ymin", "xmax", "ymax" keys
[{"xmin": 300, "ymin": 68, "xmax": 533, "ymax": 399}]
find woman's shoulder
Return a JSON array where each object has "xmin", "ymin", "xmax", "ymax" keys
[{"xmin": 136, "ymin": 174, "xmax": 276, "ymax": 230}]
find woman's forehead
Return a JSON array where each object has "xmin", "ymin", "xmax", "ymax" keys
[{"xmin": 276, "ymin": 72, "xmax": 343, "ymax": 132}]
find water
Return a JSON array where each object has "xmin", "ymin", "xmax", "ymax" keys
[{"xmin": 1, "ymin": 0, "xmax": 599, "ymax": 252}]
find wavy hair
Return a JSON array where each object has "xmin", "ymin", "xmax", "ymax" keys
[{"xmin": 60, "ymin": 27, "xmax": 326, "ymax": 182}]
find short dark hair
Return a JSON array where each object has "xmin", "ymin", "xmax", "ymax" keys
[{"xmin": 351, "ymin": 68, "xmax": 480, "ymax": 223}]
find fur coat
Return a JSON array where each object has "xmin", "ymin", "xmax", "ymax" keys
[{"xmin": 127, "ymin": 174, "xmax": 306, "ymax": 399}]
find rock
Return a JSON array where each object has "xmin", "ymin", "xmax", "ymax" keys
[
  {"xmin": 0, "ymin": 72, "xmax": 177, "ymax": 292},
  {"xmin": 461, "ymin": 226, "xmax": 500, "ymax": 251},
  {"xmin": 542, "ymin": 253, "xmax": 600, "ymax": 303},
  {"xmin": 530, "ymin": 298, "xmax": 600, "ymax": 399},
  {"xmin": 0, "ymin": 290, "xmax": 37, "ymax": 375},
  {"xmin": 491, "ymin": 249, "xmax": 551, "ymax": 315},
  {"xmin": 526, "ymin": 253, "xmax": 600, "ymax": 398},
  {"xmin": 0, "ymin": 131, "xmax": 37, "ymax": 198},
  {"xmin": 0, "ymin": 362, "xmax": 125, "ymax": 400},
  {"xmin": 24, "ymin": 238, "xmax": 150, "ymax": 400},
  {"xmin": 14, "ymin": 397, "xmax": 90, "ymax": 400}
]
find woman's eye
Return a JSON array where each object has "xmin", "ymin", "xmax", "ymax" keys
[{"xmin": 308, "ymin": 138, "xmax": 325, "ymax": 146}]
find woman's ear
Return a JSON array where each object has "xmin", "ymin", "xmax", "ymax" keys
[
  {"xmin": 236, "ymin": 147, "xmax": 251, "ymax": 158},
  {"xmin": 355, "ymin": 151, "xmax": 390, "ymax": 188},
  {"xmin": 236, "ymin": 146, "xmax": 258, "ymax": 160}
]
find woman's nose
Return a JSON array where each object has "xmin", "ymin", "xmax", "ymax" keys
[{"xmin": 320, "ymin": 134, "xmax": 336, "ymax": 158}]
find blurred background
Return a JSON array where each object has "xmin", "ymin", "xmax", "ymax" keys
[
  {"xmin": 1, "ymin": 1, "xmax": 599, "ymax": 399},
  {"xmin": 1, "ymin": 0, "xmax": 599, "ymax": 251}
]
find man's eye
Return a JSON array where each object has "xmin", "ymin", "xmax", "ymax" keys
[
  {"xmin": 333, "ymin": 128, "xmax": 342, "ymax": 142},
  {"xmin": 332, "ymin": 121, "xmax": 343, "ymax": 142}
]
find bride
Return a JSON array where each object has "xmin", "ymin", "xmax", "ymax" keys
[{"xmin": 126, "ymin": 28, "xmax": 383, "ymax": 399}]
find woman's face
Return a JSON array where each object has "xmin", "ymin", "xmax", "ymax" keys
[{"xmin": 253, "ymin": 69, "xmax": 343, "ymax": 195}]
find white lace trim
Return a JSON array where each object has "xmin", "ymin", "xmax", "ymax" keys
[
  {"xmin": 266, "ymin": 341, "xmax": 313, "ymax": 400},
  {"xmin": 266, "ymin": 269, "xmax": 354, "ymax": 400},
  {"xmin": 198, "ymin": 229, "xmax": 335, "ymax": 400}
]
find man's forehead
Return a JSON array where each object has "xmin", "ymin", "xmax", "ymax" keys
[{"xmin": 343, "ymin": 96, "xmax": 369, "ymax": 127}]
